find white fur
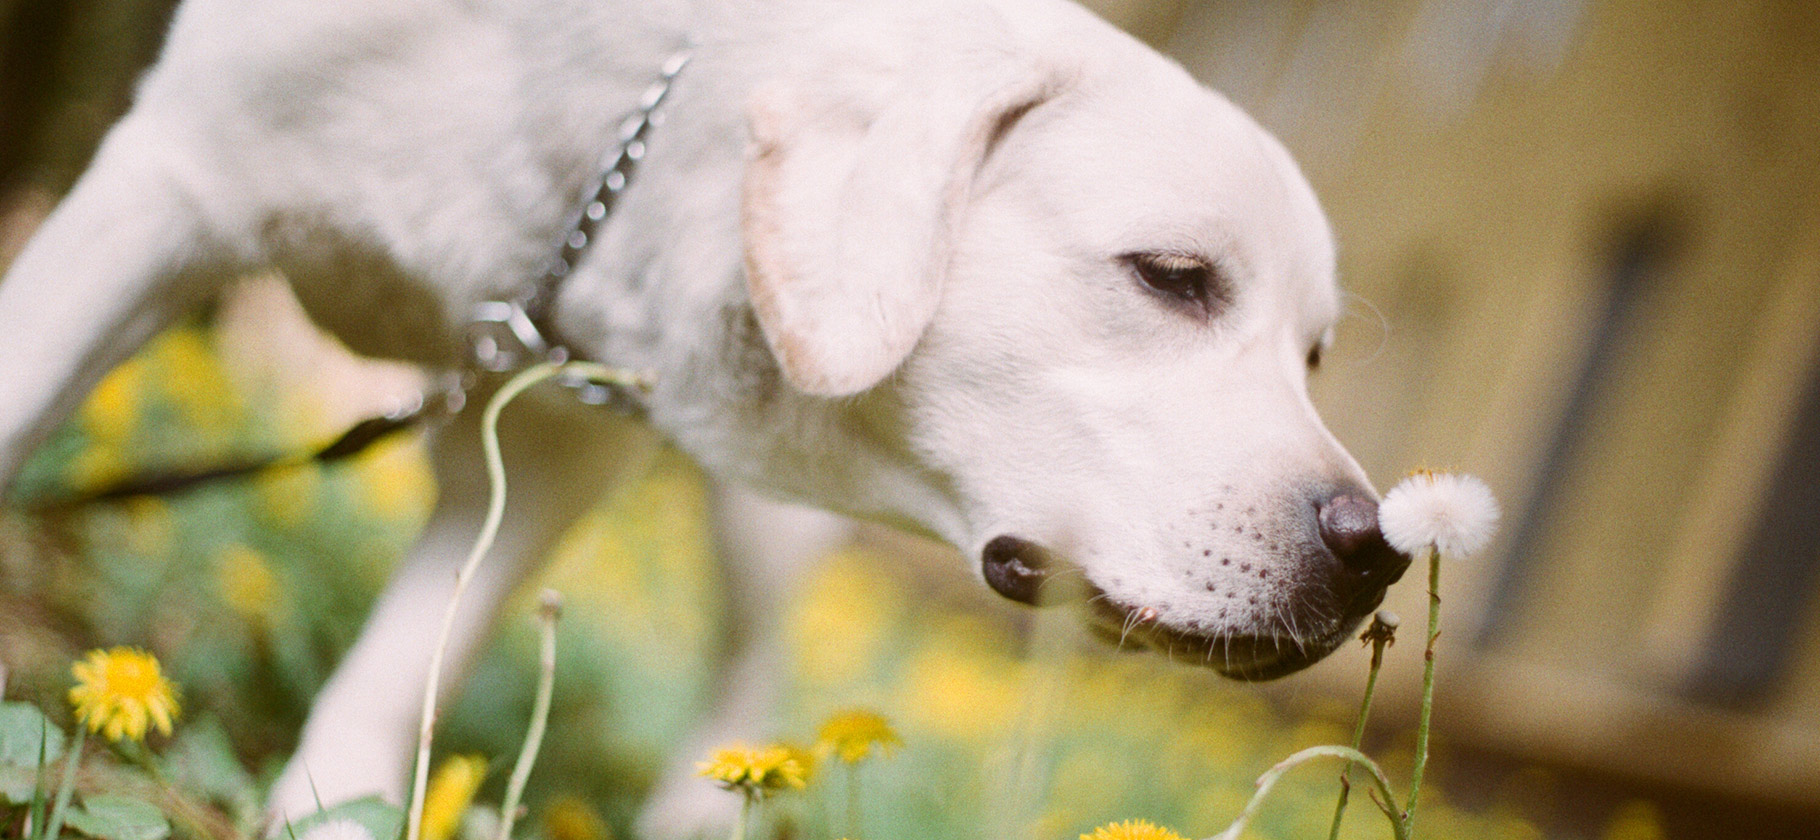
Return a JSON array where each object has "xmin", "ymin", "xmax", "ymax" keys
[{"xmin": 0, "ymin": 0, "xmax": 1379, "ymax": 834}]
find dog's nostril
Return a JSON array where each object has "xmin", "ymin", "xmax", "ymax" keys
[
  {"xmin": 981, "ymin": 535, "xmax": 1073, "ymax": 606},
  {"xmin": 1318, "ymin": 495, "xmax": 1378, "ymax": 559},
  {"xmin": 1318, "ymin": 494, "xmax": 1407, "ymax": 580}
]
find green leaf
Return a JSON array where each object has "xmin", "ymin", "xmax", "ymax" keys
[
  {"xmin": 0, "ymin": 702, "xmax": 67, "ymax": 767},
  {"xmin": 0, "ymin": 702, "xmax": 66, "ymax": 805},
  {"xmin": 0, "ymin": 763, "xmax": 43, "ymax": 806},
  {"xmin": 63, "ymin": 795, "xmax": 171, "ymax": 840},
  {"xmin": 283, "ymin": 796, "xmax": 404, "ymax": 840},
  {"xmin": 166, "ymin": 717, "xmax": 255, "ymax": 805},
  {"xmin": 165, "ymin": 717, "xmax": 263, "ymax": 835}
]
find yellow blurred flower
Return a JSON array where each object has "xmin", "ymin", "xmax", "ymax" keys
[
  {"xmin": 68, "ymin": 647, "xmax": 180, "ymax": 742},
  {"xmin": 898, "ymin": 634, "xmax": 1023, "ymax": 741},
  {"xmin": 254, "ymin": 462, "xmax": 322, "ymax": 529},
  {"xmin": 815, "ymin": 708, "xmax": 902, "ymax": 764},
  {"xmin": 81, "ymin": 361, "xmax": 143, "ymax": 444},
  {"xmin": 696, "ymin": 743, "xmax": 808, "ymax": 796},
  {"xmin": 356, "ymin": 433, "xmax": 435, "ymax": 524},
  {"xmin": 422, "ymin": 754, "xmax": 487, "ymax": 840},
  {"xmin": 1081, "ymin": 819, "xmax": 1188, "ymax": 840},
  {"xmin": 781, "ymin": 742, "xmax": 818, "ymax": 785},
  {"xmin": 68, "ymin": 447, "xmax": 129, "ymax": 493},
  {"xmin": 541, "ymin": 795, "xmax": 611, "ymax": 840},
  {"xmin": 153, "ymin": 328, "xmax": 242, "ymax": 438},
  {"xmin": 123, "ymin": 495, "xmax": 174, "ymax": 557},
  {"xmin": 216, "ymin": 543, "xmax": 285, "ymax": 625},
  {"xmin": 789, "ymin": 550, "xmax": 903, "ymax": 685}
]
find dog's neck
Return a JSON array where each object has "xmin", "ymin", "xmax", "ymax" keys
[{"xmin": 535, "ymin": 18, "xmax": 970, "ymax": 543}]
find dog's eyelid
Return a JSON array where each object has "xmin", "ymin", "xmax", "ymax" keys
[{"xmin": 1120, "ymin": 250, "xmax": 1232, "ymax": 319}]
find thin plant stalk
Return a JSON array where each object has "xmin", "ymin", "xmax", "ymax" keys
[
  {"xmin": 844, "ymin": 764, "xmax": 856, "ymax": 839},
  {"xmin": 41, "ymin": 727, "xmax": 86, "ymax": 840},
  {"xmin": 1205, "ymin": 745, "xmax": 1404, "ymax": 840},
  {"xmin": 1327, "ymin": 617, "xmax": 1395, "ymax": 840},
  {"xmin": 405, "ymin": 361, "xmax": 644, "ymax": 840},
  {"xmin": 731, "ymin": 790, "xmax": 754, "ymax": 840},
  {"xmin": 28, "ymin": 717, "xmax": 49, "ymax": 839},
  {"xmin": 495, "ymin": 591, "xmax": 563, "ymax": 840},
  {"xmin": 1402, "ymin": 547, "xmax": 1442, "ymax": 834}
]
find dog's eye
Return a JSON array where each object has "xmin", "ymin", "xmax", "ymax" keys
[
  {"xmin": 1306, "ymin": 345, "xmax": 1323, "ymax": 370},
  {"xmin": 1124, "ymin": 252, "xmax": 1226, "ymax": 317}
]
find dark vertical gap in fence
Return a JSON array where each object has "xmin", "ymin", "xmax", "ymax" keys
[
  {"xmin": 1475, "ymin": 206, "xmax": 1680, "ymax": 649},
  {"xmin": 1686, "ymin": 333, "xmax": 1820, "ymax": 706}
]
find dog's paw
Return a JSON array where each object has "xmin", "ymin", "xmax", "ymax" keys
[{"xmin": 634, "ymin": 772, "xmax": 742, "ymax": 840}]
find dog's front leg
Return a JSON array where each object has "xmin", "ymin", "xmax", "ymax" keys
[
  {"xmin": 636, "ymin": 483, "xmax": 853, "ymax": 840},
  {"xmin": 267, "ymin": 382, "xmax": 658, "ymax": 824},
  {"xmin": 0, "ymin": 115, "xmax": 238, "ymax": 489}
]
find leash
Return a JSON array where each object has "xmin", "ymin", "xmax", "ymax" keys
[{"xmin": 32, "ymin": 47, "xmax": 692, "ymax": 510}]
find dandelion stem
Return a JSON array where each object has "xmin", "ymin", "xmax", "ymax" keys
[
  {"xmin": 1205, "ymin": 745, "xmax": 1404, "ymax": 840},
  {"xmin": 845, "ymin": 763, "xmax": 860, "ymax": 839},
  {"xmin": 1403, "ymin": 546, "xmax": 1442, "ymax": 835},
  {"xmin": 1327, "ymin": 624, "xmax": 1392, "ymax": 840},
  {"xmin": 405, "ymin": 362, "xmax": 646, "ymax": 840},
  {"xmin": 495, "ymin": 592, "xmax": 563, "ymax": 840},
  {"xmin": 42, "ymin": 726, "xmax": 86, "ymax": 840},
  {"xmin": 731, "ymin": 789, "xmax": 753, "ymax": 840}
]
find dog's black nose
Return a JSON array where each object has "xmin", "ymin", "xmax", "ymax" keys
[
  {"xmin": 981, "ymin": 535, "xmax": 1075, "ymax": 606},
  {"xmin": 1318, "ymin": 494, "xmax": 1409, "ymax": 583}
]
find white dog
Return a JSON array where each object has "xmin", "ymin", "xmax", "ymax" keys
[{"xmin": 0, "ymin": 0, "xmax": 1407, "ymax": 833}]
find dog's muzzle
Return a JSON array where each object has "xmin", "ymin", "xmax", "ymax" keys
[{"xmin": 981, "ymin": 494, "xmax": 1412, "ymax": 680}]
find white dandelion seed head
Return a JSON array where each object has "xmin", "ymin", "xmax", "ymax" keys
[
  {"xmin": 1378, "ymin": 471, "xmax": 1501, "ymax": 558},
  {"xmin": 299, "ymin": 818, "xmax": 374, "ymax": 840}
]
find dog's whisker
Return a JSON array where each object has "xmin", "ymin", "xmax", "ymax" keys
[{"xmin": 1118, "ymin": 609, "xmax": 1140, "ymax": 650}]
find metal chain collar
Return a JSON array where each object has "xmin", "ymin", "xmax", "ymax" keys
[{"xmin": 464, "ymin": 47, "xmax": 693, "ymax": 409}]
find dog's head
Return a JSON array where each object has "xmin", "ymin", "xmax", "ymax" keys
[{"xmin": 735, "ymin": 8, "xmax": 1407, "ymax": 679}]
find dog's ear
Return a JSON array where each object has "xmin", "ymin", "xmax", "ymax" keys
[{"xmin": 741, "ymin": 59, "xmax": 1063, "ymax": 396}]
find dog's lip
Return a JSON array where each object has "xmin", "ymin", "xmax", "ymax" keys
[{"xmin": 1083, "ymin": 590, "xmax": 1362, "ymax": 681}]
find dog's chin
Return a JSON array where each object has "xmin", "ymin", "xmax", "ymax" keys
[{"xmin": 1085, "ymin": 594, "xmax": 1372, "ymax": 681}]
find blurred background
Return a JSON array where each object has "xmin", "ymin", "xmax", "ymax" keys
[{"xmin": 1, "ymin": 0, "xmax": 1817, "ymax": 838}]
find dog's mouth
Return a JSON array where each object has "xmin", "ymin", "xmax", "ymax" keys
[
  {"xmin": 982, "ymin": 533, "xmax": 1395, "ymax": 680},
  {"xmin": 1082, "ymin": 590, "xmax": 1382, "ymax": 681}
]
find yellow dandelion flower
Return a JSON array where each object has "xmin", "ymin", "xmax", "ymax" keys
[
  {"xmin": 780, "ymin": 741, "xmax": 818, "ymax": 785},
  {"xmin": 68, "ymin": 647, "xmax": 180, "ymax": 742},
  {"xmin": 421, "ymin": 754, "xmax": 487, "ymax": 840},
  {"xmin": 696, "ymin": 743, "xmax": 808, "ymax": 795},
  {"xmin": 1081, "ymin": 819, "xmax": 1189, "ymax": 840},
  {"xmin": 815, "ymin": 709, "xmax": 902, "ymax": 764}
]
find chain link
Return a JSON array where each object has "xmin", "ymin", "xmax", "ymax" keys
[{"xmin": 465, "ymin": 46, "xmax": 692, "ymax": 411}]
